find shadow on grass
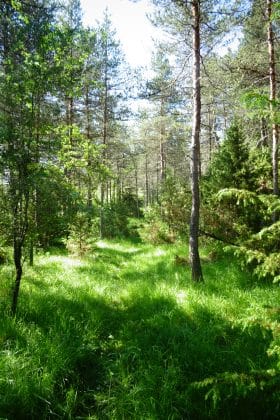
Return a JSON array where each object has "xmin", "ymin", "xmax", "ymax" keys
[{"xmin": 0, "ymin": 275, "xmax": 277, "ymax": 420}]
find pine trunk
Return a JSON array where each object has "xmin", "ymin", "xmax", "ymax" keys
[
  {"xmin": 100, "ymin": 39, "xmax": 109, "ymax": 238},
  {"xmin": 267, "ymin": 0, "xmax": 279, "ymax": 198},
  {"xmin": 189, "ymin": 0, "xmax": 203, "ymax": 282}
]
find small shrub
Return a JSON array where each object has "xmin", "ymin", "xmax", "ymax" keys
[
  {"xmin": 0, "ymin": 246, "xmax": 8, "ymax": 264},
  {"xmin": 101, "ymin": 195, "xmax": 143, "ymax": 239},
  {"xmin": 139, "ymin": 206, "xmax": 176, "ymax": 244},
  {"xmin": 66, "ymin": 211, "xmax": 98, "ymax": 256}
]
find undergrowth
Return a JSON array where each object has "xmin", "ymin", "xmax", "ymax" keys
[{"xmin": 0, "ymin": 240, "xmax": 279, "ymax": 419}]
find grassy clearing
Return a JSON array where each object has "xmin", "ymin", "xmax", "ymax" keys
[{"xmin": 0, "ymin": 240, "xmax": 279, "ymax": 419}]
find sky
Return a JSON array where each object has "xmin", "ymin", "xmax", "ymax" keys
[{"xmin": 80, "ymin": 0, "xmax": 157, "ymax": 68}]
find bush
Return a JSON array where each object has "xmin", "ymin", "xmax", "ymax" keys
[
  {"xmin": 139, "ymin": 206, "xmax": 176, "ymax": 244},
  {"xmin": 139, "ymin": 175, "xmax": 190, "ymax": 244},
  {"xmin": 101, "ymin": 194, "xmax": 143, "ymax": 239},
  {"xmin": 66, "ymin": 211, "xmax": 98, "ymax": 256},
  {"xmin": 216, "ymin": 189, "xmax": 280, "ymax": 282},
  {"xmin": 0, "ymin": 246, "xmax": 8, "ymax": 265}
]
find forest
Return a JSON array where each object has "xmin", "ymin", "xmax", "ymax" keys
[{"xmin": 0, "ymin": 0, "xmax": 280, "ymax": 418}]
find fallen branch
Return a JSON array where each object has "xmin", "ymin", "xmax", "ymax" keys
[{"xmin": 199, "ymin": 229, "xmax": 237, "ymax": 246}]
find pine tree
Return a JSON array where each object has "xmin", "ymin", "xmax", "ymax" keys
[{"xmin": 207, "ymin": 122, "xmax": 251, "ymax": 191}]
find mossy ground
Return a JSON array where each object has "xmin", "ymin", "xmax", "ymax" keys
[{"xmin": 0, "ymin": 240, "xmax": 279, "ymax": 419}]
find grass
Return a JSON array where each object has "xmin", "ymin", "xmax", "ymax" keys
[{"xmin": 0, "ymin": 239, "xmax": 279, "ymax": 419}]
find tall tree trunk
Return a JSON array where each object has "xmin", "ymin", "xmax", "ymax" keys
[
  {"xmin": 259, "ymin": 117, "xmax": 268, "ymax": 147},
  {"xmin": 85, "ymin": 87, "xmax": 93, "ymax": 208},
  {"xmin": 11, "ymin": 240, "xmax": 23, "ymax": 316},
  {"xmin": 67, "ymin": 96, "xmax": 74, "ymax": 146},
  {"xmin": 189, "ymin": 0, "xmax": 203, "ymax": 282},
  {"xmin": 267, "ymin": 0, "xmax": 279, "ymax": 198},
  {"xmin": 29, "ymin": 238, "xmax": 34, "ymax": 267},
  {"xmin": 208, "ymin": 105, "xmax": 214, "ymax": 162},
  {"xmin": 109, "ymin": 179, "xmax": 112, "ymax": 203},
  {"xmin": 160, "ymin": 98, "xmax": 166, "ymax": 182},
  {"xmin": 145, "ymin": 154, "xmax": 149, "ymax": 207},
  {"xmin": 11, "ymin": 186, "xmax": 29, "ymax": 315},
  {"xmin": 134, "ymin": 161, "xmax": 140, "ymax": 217},
  {"xmin": 99, "ymin": 186, "xmax": 104, "ymax": 239},
  {"xmin": 100, "ymin": 39, "xmax": 109, "ymax": 238}
]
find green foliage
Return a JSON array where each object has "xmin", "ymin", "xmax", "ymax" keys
[
  {"xmin": 218, "ymin": 188, "xmax": 280, "ymax": 282},
  {"xmin": 100, "ymin": 193, "xmax": 142, "ymax": 239},
  {"xmin": 0, "ymin": 245, "xmax": 9, "ymax": 265},
  {"xmin": 101, "ymin": 202, "xmax": 131, "ymax": 239},
  {"xmin": 242, "ymin": 90, "xmax": 280, "ymax": 123},
  {"xmin": 205, "ymin": 122, "xmax": 251, "ymax": 191},
  {"xmin": 272, "ymin": 2, "xmax": 280, "ymax": 20},
  {"xmin": 0, "ymin": 240, "xmax": 279, "ymax": 418},
  {"xmin": 66, "ymin": 210, "xmax": 98, "ymax": 256},
  {"xmin": 35, "ymin": 165, "xmax": 80, "ymax": 247},
  {"xmin": 139, "ymin": 206, "xmax": 175, "ymax": 244},
  {"xmin": 121, "ymin": 192, "xmax": 142, "ymax": 218},
  {"xmin": 248, "ymin": 147, "xmax": 272, "ymax": 192},
  {"xmin": 202, "ymin": 122, "xmax": 273, "ymax": 244},
  {"xmin": 160, "ymin": 175, "xmax": 191, "ymax": 236},
  {"xmin": 188, "ymin": 369, "xmax": 280, "ymax": 418},
  {"xmin": 0, "ymin": 186, "xmax": 12, "ymax": 243},
  {"xmin": 140, "ymin": 176, "xmax": 190, "ymax": 244}
]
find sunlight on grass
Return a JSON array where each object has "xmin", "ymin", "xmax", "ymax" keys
[
  {"xmin": 0, "ymin": 240, "xmax": 279, "ymax": 419},
  {"xmin": 175, "ymin": 289, "xmax": 188, "ymax": 304},
  {"xmin": 139, "ymin": 248, "xmax": 167, "ymax": 259},
  {"xmin": 96, "ymin": 240, "xmax": 139, "ymax": 253},
  {"xmin": 39, "ymin": 255, "xmax": 83, "ymax": 268}
]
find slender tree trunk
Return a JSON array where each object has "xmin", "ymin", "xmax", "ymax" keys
[
  {"xmin": 29, "ymin": 96, "xmax": 41, "ymax": 266},
  {"xmin": 68, "ymin": 97, "xmax": 74, "ymax": 146},
  {"xmin": 112, "ymin": 180, "xmax": 116, "ymax": 203},
  {"xmin": 156, "ymin": 162, "xmax": 160, "ymax": 203},
  {"xmin": 267, "ymin": 0, "xmax": 279, "ymax": 198},
  {"xmin": 160, "ymin": 98, "xmax": 166, "ymax": 182},
  {"xmin": 11, "ymin": 240, "xmax": 23, "ymax": 316},
  {"xmin": 85, "ymin": 87, "xmax": 93, "ymax": 208},
  {"xmin": 100, "ymin": 185, "xmax": 104, "ymax": 239},
  {"xmin": 11, "ymin": 187, "xmax": 29, "ymax": 315},
  {"xmin": 208, "ymin": 105, "xmax": 213, "ymax": 162},
  {"xmin": 29, "ymin": 238, "xmax": 34, "ymax": 267},
  {"xmin": 134, "ymin": 161, "xmax": 140, "ymax": 217},
  {"xmin": 189, "ymin": 0, "xmax": 203, "ymax": 282},
  {"xmin": 106, "ymin": 182, "xmax": 109, "ymax": 204},
  {"xmin": 145, "ymin": 154, "xmax": 149, "ymax": 207},
  {"xmin": 109, "ymin": 180, "xmax": 112, "ymax": 203},
  {"xmin": 100, "ymin": 39, "xmax": 109, "ymax": 238},
  {"xmin": 259, "ymin": 117, "xmax": 268, "ymax": 147}
]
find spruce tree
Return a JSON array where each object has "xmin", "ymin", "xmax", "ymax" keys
[{"xmin": 207, "ymin": 122, "xmax": 251, "ymax": 191}]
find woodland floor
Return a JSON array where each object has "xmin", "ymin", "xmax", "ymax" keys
[{"xmin": 0, "ymin": 240, "xmax": 279, "ymax": 419}]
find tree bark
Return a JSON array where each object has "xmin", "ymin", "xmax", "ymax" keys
[
  {"xmin": 29, "ymin": 238, "xmax": 34, "ymax": 266},
  {"xmin": 11, "ymin": 240, "xmax": 23, "ymax": 316},
  {"xmin": 100, "ymin": 36, "xmax": 109, "ymax": 238},
  {"xmin": 189, "ymin": 0, "xmax": 203, "ymax": 282},
  {"xmin": 85, "ymin": 86, "xmax": 93, "ymax": 209},
  {"xmin": 267, "ymin": 0, "xmax": 279, "ymax": 198},
  {"xmin": 11, "ymin": 187, "xmax": 29, "ymax": 315},
  {"xmin": 145, "ymin": 154, "xmax": 149, "ymax": 206},
  {"xmin": 160, "ymin": 98, "xmax": 166, "ymax": 182}
]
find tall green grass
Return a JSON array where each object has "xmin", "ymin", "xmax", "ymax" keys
[{"xmin": 0, "ymin": 240, "xmax": 279, "ymax": 419}]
